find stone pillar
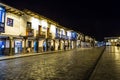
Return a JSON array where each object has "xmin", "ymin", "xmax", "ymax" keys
[
  {"xmin": 70, "ymin": 40, "xmax": 72, "ymax": 49},
  {"xmin": 64, "ymin": 40, "xmax": 65, "ymax": 50},
  {"xmin": 79, "ymin": 40, "xmax": 81, "ymax": 48},
  {"xmin": 34, "ymin": 38, "xmax": 39, "ymax": 53},
  {"xmin": 46, "ymin": 39, "xmax": 48, "ymax": 51},
  {"xmin": 68, "ymin": 40, "xmax": 70, "ymax": 49},
  {"xmin": 74, "ymin": 40, "xmax": 77, "ymax": 49},
  {"xmin": 36, "ymin": 38, "xmax": 39, "ymax": 53},
  {"xmin": 9, "ymin": 37, "xmax": 13, "ymax": 56},
  {"xmin": 23, "ymin": 37, "xmax": 27, "ymax": 54},
  {"xmin": 53, "ymin": 39, "xmax": 55, "ymax": 51},
  {"xmin": 59, "ymin": 39, "xmax": 61, "ymax": 50}
]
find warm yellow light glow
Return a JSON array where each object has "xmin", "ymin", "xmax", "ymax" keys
[
  {"xmin": 108, "ymin": 40, "xmax": 110, "ymax": 42},
  {"xmin": 85, "ymin": 36, "xmax": 89, "ymax": 40},
  {"xmin": 111, "ymin": 39, "xmax": 114, "ymax": 42},
  {"xmin": 50, "ymin": 24, "xmax": 56, "ymax": 33},
  {"xmin": 41, "ymin": 20, "xmax": 48, "ymax": 28},
  {"xmin": 95, "ymin": 41, "xmax": 98, "ymax": 43},
  {"xmin": 60, "ymin": 29, "xmax": 65, "ymax": 35},
  {"xmin": 31, "ymin": 17, "xmax": 40, "ymax": 30},
  {"xmin": 114, "ymin": 39, "xmax": 117, "ymax": 42},
  {"xmin": 67, "ymin": 31, "xmax": 71, "ymax": 36}
]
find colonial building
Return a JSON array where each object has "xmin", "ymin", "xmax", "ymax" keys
[
  {"xmin": 104, "ymin": 37, "xmax": 120, "ymax": 46},
  {"xmin": 0, "ymin": 2, "xmax": 95, "ymax": 56}
]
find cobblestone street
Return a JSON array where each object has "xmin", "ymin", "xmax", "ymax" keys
[
  {"xmin": 90, "ymin": 46, "xmax": 120, "ymax": 80},
  {"xmin": 0, "ymin": 47, "xmax": 104, "ymax": 80}
]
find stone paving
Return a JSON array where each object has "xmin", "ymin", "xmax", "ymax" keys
[
  {"xmin": 90, "ymin": 46, "xmax": 120, "ymax": 80},
  {"xmin": 0, "ymin": 47, "xmax": 104, "ymax": 80}
]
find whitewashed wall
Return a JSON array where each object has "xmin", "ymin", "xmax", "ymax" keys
[{"xmin": 4, "ymin": 12, "xmax": 26, "ymax": 36}]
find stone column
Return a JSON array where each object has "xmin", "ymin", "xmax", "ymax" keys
[
  {"xmin": 68, "ymin": 40, "xmax": 70, "ymax": 49},
  {"xmin": 9, "ymin": 37, "xmax": 13, "ymax": 56},
  {"xmin": 34, "ymin": 37, "xmax": 39, "ymax": 53},
  {"xmin": 59, "ymin": 39, "xmax": 61, "ymax": 50},
  {"xmin": 23, "ymin": 36, "xmax": 27, "ymax": 54},
  {"xmin": 36, "ymin": 38, "xmax": 39, "ymax": 53},
  {"xmin": 64, "ymin": 40, "xmax": 65, "ymax": 50},
  {"xmin": 74, "ymin": 40, "xmax": 77, "ymax": 49},
  {"xmin": 69, "ymin": 40, "xmax": 72, "ymax": 49},
  {"xmin": 53, "ymin": 39, "xmax": 55, "ymax": 51}
]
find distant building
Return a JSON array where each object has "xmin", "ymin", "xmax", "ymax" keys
[{"xmin": 104, "ymin": 37, "xmax": 120, "ymax": 46}]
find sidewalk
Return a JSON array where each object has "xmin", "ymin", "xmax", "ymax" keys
[
  {"xmin": 0, "ymin": 50, "xmax": 65, "ymax": 61},
  {"xmin": 89, "ymin": 46, "xmax": 120, "ymax": 80},
  {"xmin": 0, "ymin": 47, "xmax": 92, "ymax": 61}
]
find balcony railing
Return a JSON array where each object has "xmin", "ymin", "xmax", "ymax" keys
[
  {"xmin": 85, "ymin": 39, "xmax": 91, "ymax": 42},
  {"xmin": 26, "ymin": 29, "xmax": 34, "ymax": 37},
  {"xmin": 0, "ymin": 22, "xmax": 4, "ymax": 32},
  {"xmin": 60, "ymin": 35, "xmax": 70, "ymax": 40},
  {"xmin": 55, "ymin": 33, "xmax": 60, "ymax": 39},
  {"xmin": 60, "ymin": 35, "xmax": 66, "ymax": 39},
  {"xmin": 37, "ymin": 31, "xmax": 46, "ymax": 38},
  {"xmin": 47, "ymin": 33, "xmax": 52, "ymax": 39},
  {"xmin": 70, "ymin": 37, "xmax": 77, "ymax": 40},
  {"xmin": 65, "ymin": 36, "xmax": 69, "ymax": 40}
]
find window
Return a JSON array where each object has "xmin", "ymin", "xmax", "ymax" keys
[
  {"xmin": 0, "ymin": 6, "xmax": 5, "ymax": 23},
  {"xmin": 71, "ymin": 32, "xmax": 77, "ymax": 39},
  {"xmin": 0, "ymin": 6, "xmax": 5, "ymax": 33},
  {"xmin": 27, "ymin": 22, "xmax": 31, "ymax": 29},
  {"xmin": 7, "ymin": 18, "xmax": 13, "ymax": 27},
  {"xmin": 28, "ymin": 41, "xmax": 32, "ymax": 47},
  {"xmin": 26, "ymin": 22, "xmax": 34, "ymax": 36}
]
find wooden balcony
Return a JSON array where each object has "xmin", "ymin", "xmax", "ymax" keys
[
  {"xmin": 47, "ymin": 33, "xmax": 52, "ymax": 39},
  {"xmin": 55, "ymin": 33, "xmax": 60, "ymax": 39},
  {"xmin": 60, "ymin": 35, "xmax": 69, "ymax": 40},
  {"xmin": 37, "ymin": 31, "xmax": 46, "ymax": 38},
  {"xmin": 65, "ymin": 36, "xmax": 69, "ymax": 40},
  {"xmin": 26, "ymin": 29, "xmax": 34, "ymax": 37}
]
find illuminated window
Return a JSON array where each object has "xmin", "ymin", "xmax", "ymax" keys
[
  {"xmin": 41, "ymin": 20, "xmax": 48, "ymax": 29},
  {"xmin": 50, "ymin": 25, "xmax": 56, "ymax": 33},
  {"xmin": 0, "ymin": 6, "xmax": 5, "ymax": 23},
  {"xmin": 26, "ymin": 22, "xmax": 34, "ymax": 36},
  {"xmin": 27, "ymin": 22, "xmax": 32, "ymax": 29},
  {"xmin": 7, "ymin": 17, "xmax": 13, "ymax": 27},
  {"xmin": 0, "ymin": 6, "xmax": 5, "ymax": 32}
]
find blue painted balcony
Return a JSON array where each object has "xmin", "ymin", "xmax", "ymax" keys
[{"xmin": 55, "ymin": 33, "xmax": 60, "ymax": 39}]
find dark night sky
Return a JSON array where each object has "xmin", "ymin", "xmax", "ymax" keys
[{"xmin": 1, "ymin": 0, "xmax": 120, "ymax": 41}]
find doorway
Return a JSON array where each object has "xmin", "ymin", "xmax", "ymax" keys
[
  {"xmin": 43, "ymin": 40, "xmax": 47, "ymax": 52},
  {"xmin": 14, "ymin": 40, "xmax": 22, "ymax": 54},
  {"xmin": 34, "ymin": 41, "xmax": 38, "ymax": 53},
  {"xmin": 0, "ymin": 41, "xmax": 5, "ymax": 55}
]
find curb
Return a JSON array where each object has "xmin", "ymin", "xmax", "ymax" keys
[
  {"xmin": 83, "ymin": 46, "xmax": 106, "ymax": 80},
  {"xmin": 0, "ymin": 47, "xmax": 101, "ymax": 61},
  {"xmin": 0, "ymin": 49, "xmax": 72, "ymax": 61}
]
